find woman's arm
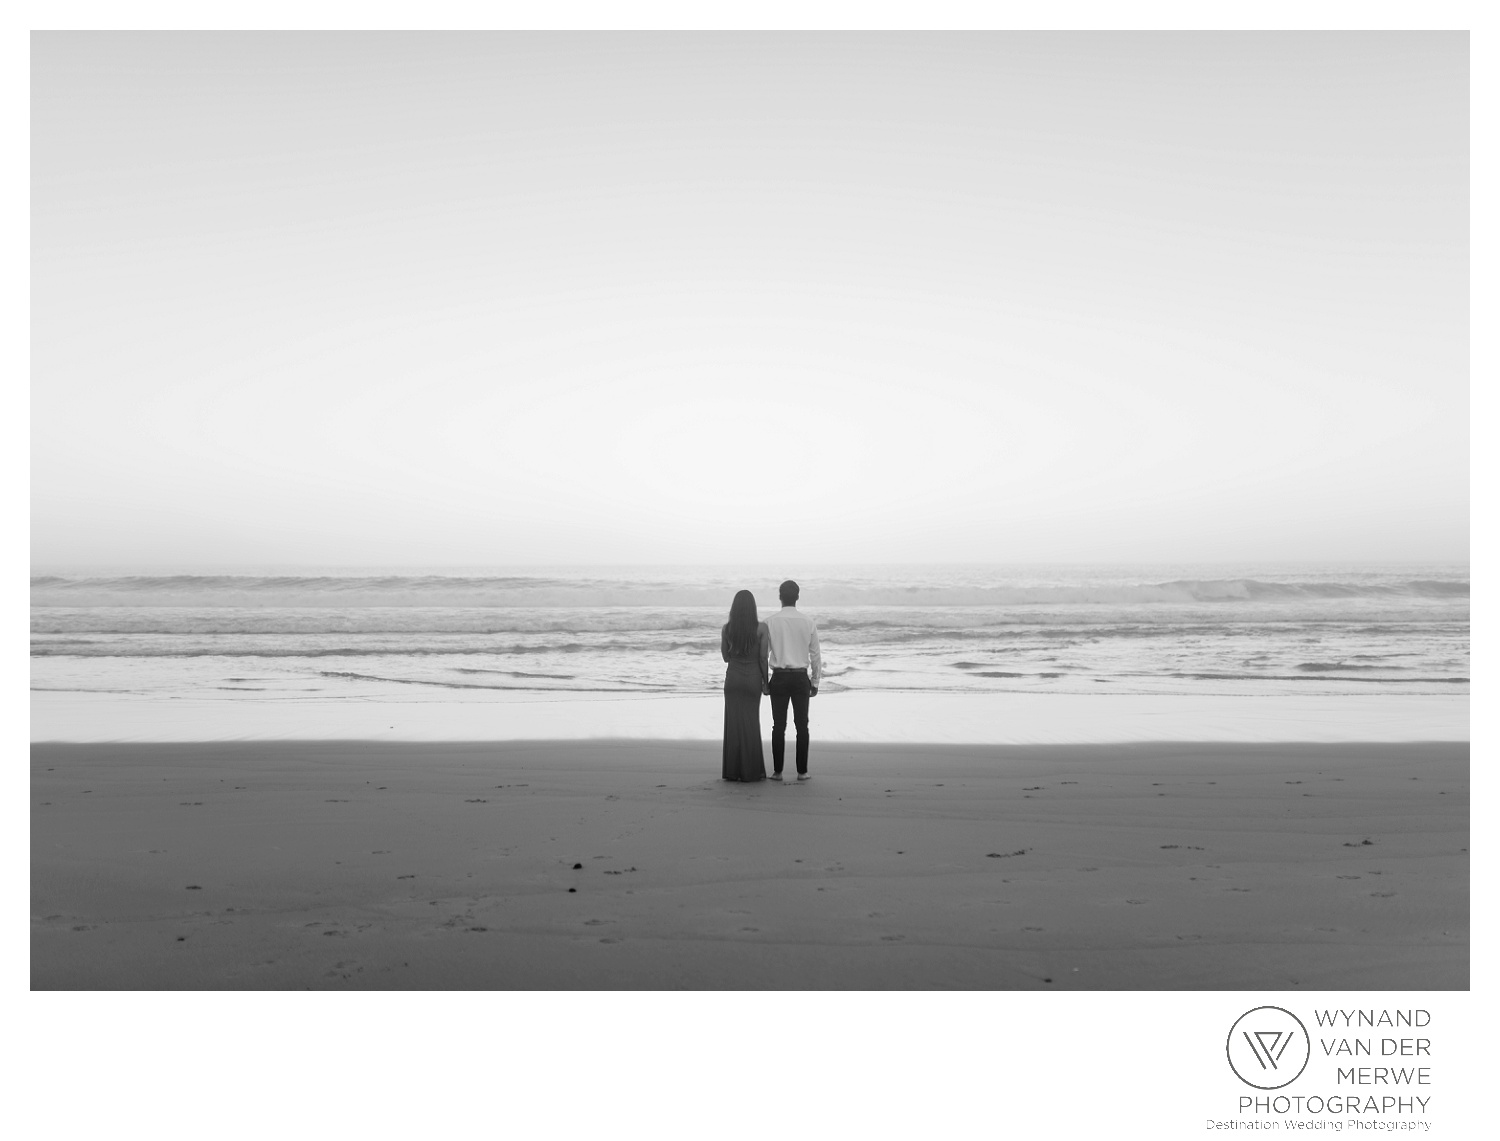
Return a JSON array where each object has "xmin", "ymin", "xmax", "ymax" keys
[
  {"xmin": 721, "ymin": 625, "xmax": 731, "ymax": 663},
  {"xmin": 757, "ymin": 623, "xmax": 771, "ymax": 692}
]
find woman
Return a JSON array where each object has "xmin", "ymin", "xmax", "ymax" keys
[{"xmin": 720, "ymin": 589, "xmax": 769, "ymax": 782}]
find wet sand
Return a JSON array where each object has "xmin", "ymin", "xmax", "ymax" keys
[{"xmin": 31, "ymin": 741, "xmax": 1468, "ymax": 989}]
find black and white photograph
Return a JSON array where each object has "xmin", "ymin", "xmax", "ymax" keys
[{"xmin": 24, "ymin": 11, "xmax": 1478, "ymax": 1138}]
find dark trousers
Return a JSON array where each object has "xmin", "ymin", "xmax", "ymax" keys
[{"xmin": 769, "ymin": 669, "xmax": 812, "ymax": 775}]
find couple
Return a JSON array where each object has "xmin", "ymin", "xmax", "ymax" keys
[{"xmin": 720, "ymin": 579, "xmax": 822, "ymax": 783}]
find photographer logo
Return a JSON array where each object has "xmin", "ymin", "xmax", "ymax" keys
[{"xmin": 1226, "ymin": 1006, "xmax": 1311, "ymax": 1090}]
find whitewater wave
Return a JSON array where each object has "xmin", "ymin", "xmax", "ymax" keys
[
  {"xmin": 1169, "ymin": 672, "xmax": 1468, "ymax": 684},
  {"xmin": 317, "ymin": 670, "xmax": 679, "ymax": 693},
  {"xmin": 28, "ymin": 642, "xmax": 615, "ymax": 658}
]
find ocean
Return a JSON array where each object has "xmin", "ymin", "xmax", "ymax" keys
[{"xmin": 32, "ymin": 565, "xmax": 1468, "ymax": 715}]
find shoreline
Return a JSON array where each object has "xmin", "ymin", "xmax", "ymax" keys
[{"xmin": 33, "ymin": 740, "xmax": 1469, "ymax": 990}]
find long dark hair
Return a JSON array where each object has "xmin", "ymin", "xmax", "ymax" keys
[{"xmin": 725, "ymin": 589, "xmax": 760, "ymax": 656}]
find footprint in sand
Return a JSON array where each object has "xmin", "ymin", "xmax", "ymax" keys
[
  {"xmin": 1370, "ymin": 892, "xmax": 1397, "ymax": 898},
  {"xmin": 1227, "ymin": 888, "xmax": 1252, "ymax": 893},
  {"xmin": 583, "ymin": 919, "xmax": 608, "ymax": 926},
  {"xmin": 880, "ymin": 935, "xmax": 904, "ymax": 941},
  {"xmin": 1126, "ymin": 899, "xmax": 1146, "ymax": 905},
  {"xmin": 1022, "ymin": 926, "xmax": 1043, "ymax": 933},
  {"xmin": 1337, "ymin": 875, "xmax": 1361, "ymax": 880}
]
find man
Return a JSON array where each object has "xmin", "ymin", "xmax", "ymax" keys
[{"xmin": 763, "ymin": 579, "xmax": 822, "ymax": 782}]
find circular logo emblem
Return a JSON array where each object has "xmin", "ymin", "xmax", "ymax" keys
[{"xmin": 1226, "ymin": 1006, "xmax": 1311, "ymax": 1089}]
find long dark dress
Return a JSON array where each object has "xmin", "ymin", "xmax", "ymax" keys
[{"xmin": 721, "ymin": 622, "xmax": 769, "ymax": 781}]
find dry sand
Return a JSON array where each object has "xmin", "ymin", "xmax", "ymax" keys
[{"xmin": 31, "ymin": 741, "xmax": 1468, "ymax": 990}]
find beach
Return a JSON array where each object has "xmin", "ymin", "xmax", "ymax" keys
[
  {"xmin": 30, "ymin": 565, "xmax": 1470, "ymax": 990},
  {"xmin": 31, "ymin": 739, "xmax": 1468, "ymax": 990}
]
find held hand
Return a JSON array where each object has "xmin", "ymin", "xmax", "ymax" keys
[{"xmin": 810, "ymin": 686, "xmax": 819, "ymax": 697}]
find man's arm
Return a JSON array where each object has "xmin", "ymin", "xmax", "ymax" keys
[{"xmin": 808, "ymin": 620, "xmax": 822, "ymax": 691}]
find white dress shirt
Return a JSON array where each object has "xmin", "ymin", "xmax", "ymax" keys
[{"xmin": 764, "ymin": 606, "xmax": 822, "ymax": 686}]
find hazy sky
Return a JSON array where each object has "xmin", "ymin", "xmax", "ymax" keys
[{"xmin": 32, "ymin": 32, "xmax": 1468, "ymax": 567}]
